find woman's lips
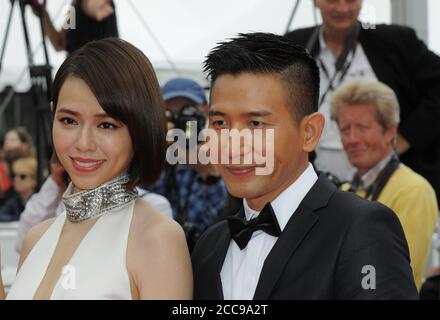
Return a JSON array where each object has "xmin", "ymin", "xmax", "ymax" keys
[{"xmin": 71, "ymin": 157, "xmax": 105, "ymax": 173}]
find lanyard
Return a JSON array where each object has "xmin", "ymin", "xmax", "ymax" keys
[
  {"xmin": 366, "ymin": 155, "xmax": 400, "ymax": 201},
  {"xmin": 313, "ymin": 23, "xmax": 361, "ymax": 108},
  {"xmin": 347, "ymin": 155, "xmax": 400, "ymax": 201},
  {"xmin": 318, "ymin": 44, "xmax": 358, "ymax": 107}
]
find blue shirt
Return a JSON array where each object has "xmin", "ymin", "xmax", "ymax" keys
[{"xmin": 151, "ymin": 165, "xmax": 227, "ymax": 234}]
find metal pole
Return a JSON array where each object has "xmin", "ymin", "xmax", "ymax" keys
[
  {"xmin": 285, "ymin": 0, "xmax": 302, "ymax": 34},
  {"xmin": 0, "ymin": 0, "xmax": 16, "ymax": 75}
]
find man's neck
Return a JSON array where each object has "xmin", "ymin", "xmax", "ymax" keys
[
  {"xmin": 246, "ymin": 162, "xmax": 309, "ymax": 211},
  {"xmin": 322, "ymin": 26, "xmax": 353, "ymax": 57},
  {"xmin": 356, "ymin": 151, "xmax": 395, "ymax": 179}
]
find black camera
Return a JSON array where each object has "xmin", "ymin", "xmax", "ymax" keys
[{"xmin": 168, "ymin": 105, "xmax": 206, "ymax": 147}]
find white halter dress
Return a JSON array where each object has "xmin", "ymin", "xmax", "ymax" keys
[{"xmin": 7, "ymin": 200, "xmax": 135, "ymax": 300}]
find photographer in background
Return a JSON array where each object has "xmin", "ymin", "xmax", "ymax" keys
[
  {"xmin": 332, "ymin": 80, "xmax": 438, "ymax": 290},
  {"xmin": 285, "ymin": 0, "xmax": 440, "ymax": 202},
  {"xmin": 151, "ymin": 78, "xmax": 228, "ymax": 252},
  {"xmin": 35, "ymin": 0, "xmax": 118, "ymax": 54}
]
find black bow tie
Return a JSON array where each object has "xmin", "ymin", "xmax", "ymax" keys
[{"xmin": 227, "ymin": 203, "xmax": 281, "ymax": 250}]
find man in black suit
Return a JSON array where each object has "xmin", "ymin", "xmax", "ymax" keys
[
  {"xmin": 191, "ymin": 32, "xmax": 418, "ymax": 299},
  {"xmin": 285, "ymin": 0, "xmax": 440, "ymax": 202}
]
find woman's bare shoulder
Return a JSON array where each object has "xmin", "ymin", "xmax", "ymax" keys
[
  {"xmin": 131, "ymin": 198, "xmax": 183, "ymax": 244},
  {"xmin": 128, "ymin": 199, "xmax": 192, "ymax": 299}
]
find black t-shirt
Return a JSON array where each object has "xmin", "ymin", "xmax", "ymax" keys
[{"xmin": 65, "ymin": 0, "xmax": 119, "ymax": 54}]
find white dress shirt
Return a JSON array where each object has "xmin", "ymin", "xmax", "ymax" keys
[
  {"xmin": 315, "ymin": 27, "xmax": 377, "ymax": 181},
  {"xmin": 220, "ymin": 163, "xmax": 318, "ymax": 300}
]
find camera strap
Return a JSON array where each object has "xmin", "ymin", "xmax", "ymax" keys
[
  {"xmin": 167, "ymin": 165, "xmax": 197, "ymax": 225},
  {"xmin": 366, "ymin": 154, "xmax": 400, "ymax": 201},
  {"xmin": 346, "ymin": 154, "xmax": 400, "ymax": 201},
  {"xmin": 180, "ymin": 171, "xmax": 197, "ymax": 224}
]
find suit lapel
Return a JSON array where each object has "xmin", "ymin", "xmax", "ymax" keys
[
  {"xmin": 253, "ymin": 174, "xmax": 336, "ymax": 299},
  {"xmin": 214, "ymin": 225, "xmax": 232, "ymax": 299}
]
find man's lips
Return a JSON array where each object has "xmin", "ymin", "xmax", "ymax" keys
[
  {"xmin": 71, "ymin": 157, "xmax": 105, "ymax": 172},
  {"xmin": 224, "ymin": 166, "xmax": 257, "ymax": 176},
  {"xmin": 347, "ymin": 149, "xmax": 365, "ymax": 157}
]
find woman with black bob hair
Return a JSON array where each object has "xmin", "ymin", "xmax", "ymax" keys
[{"xmin": 6, "ymin": 38, "xmax": 193, "ymax": 300}]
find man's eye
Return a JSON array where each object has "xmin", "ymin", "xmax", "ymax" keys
[
  {"xmin": 249, "ymin": 120, "xmax": 263, "ymax": 127},
  {"xmin": 99, "ymin": 122, "xmax": 118, "ymax": 129},
  {"xmin": 59, "ymin": 117, "xmax": 76, "ymax": 125},
  {"xmin": 212, "ymin": 120, "xmax": 226, "ymax": 127}
]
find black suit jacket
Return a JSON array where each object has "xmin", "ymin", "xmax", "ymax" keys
[
  {"xmin": 285, "ymin": 24, "xmax": 440, "ymax": 200},
  {"xmin": 192, "ymin": 174, "xmax": 418, "ymax": 299}
]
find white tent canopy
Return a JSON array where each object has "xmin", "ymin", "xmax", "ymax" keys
[{"xmin": 0, "ymin": 0, "xmax": 415, "ymax": 92}]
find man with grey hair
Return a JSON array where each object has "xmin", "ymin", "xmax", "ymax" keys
[{"xmin": 332, "ymin": 79, "xmax": 438, "ymax": 291}]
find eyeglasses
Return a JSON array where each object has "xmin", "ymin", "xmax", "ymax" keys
[{"xmin": 12, "ymin": 173, "xmax": 33, "ymax": 180}]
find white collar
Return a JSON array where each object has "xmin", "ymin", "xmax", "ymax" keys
[
  {"xmin": 243, "ymin": 163, "xmax": 318, "ymax": 232},
  {"xmin": 357, "ymin": 152, "xmax": 395, "ymax": 190},
  {"xmin": 318, "ymin": 26, "xmax": 328, "ymax": 51}
]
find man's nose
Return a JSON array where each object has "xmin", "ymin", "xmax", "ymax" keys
[
  {"xmin": 222, "ymin": 128, "xmax": 253, "ymax": 163},
  {"xmin": 348, "ymin": 128, "xmax": 362, "ymax": 144},
  {"xmin": 335, "ymin": 0, "xmax": 352, "ymax": 13}
]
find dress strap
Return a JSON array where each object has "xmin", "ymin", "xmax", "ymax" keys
[{"xmin": 6, "ymin": 213, "xmax": 66, "ymax": 300}]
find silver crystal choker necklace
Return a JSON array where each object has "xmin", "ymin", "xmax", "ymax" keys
[{"xmin": 63, "ymin": 174, "xmax": 138, "ymax": 223}]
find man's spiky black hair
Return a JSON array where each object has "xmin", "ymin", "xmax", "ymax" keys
[{"xmin": 204, "ymin": 32, "xmax": 320, "ymax": 121}]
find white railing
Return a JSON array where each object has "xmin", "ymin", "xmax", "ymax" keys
[{"xmin": 0, "ymin": 222, "xmax": 19, "ymax": 292}]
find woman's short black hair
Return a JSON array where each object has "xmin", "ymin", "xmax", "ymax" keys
[
  {"xmin": 52, "ymin": 37, "xmax": 166, "ymax": 189},
  {"xmin": 204, "ymin": 32, "xmax": 320, "ymax": 123}
]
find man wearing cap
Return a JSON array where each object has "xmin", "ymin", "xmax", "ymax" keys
[{"xmin": 151, "ymin": 77, "xmax": 228, "ymax": 252}]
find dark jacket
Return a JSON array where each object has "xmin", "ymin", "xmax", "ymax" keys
[{"xmin": 192, "ymin": 174, "xmax": 418, "ymax": 299}]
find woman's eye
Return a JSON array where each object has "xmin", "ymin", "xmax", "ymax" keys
[
  {"xmin": 59, "ymin": 117, "xmax": 76, "ymax": 125},
  {"xmin": 99, "ymin": 122, "xmax": 118, "ymax": 129}
]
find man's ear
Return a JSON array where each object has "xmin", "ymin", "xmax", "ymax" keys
[
  {"xmin": 385, "ymin": 126, "xmax": 398, "ymax": 144},
  {"xmin": 301, "ymin": 112, "xmax": 325, "ymax": 152}
]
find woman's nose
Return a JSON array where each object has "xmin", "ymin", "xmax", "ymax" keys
[{"xmin": 74, "ymin": 126, "xmax": 97, "ymax": 152}]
